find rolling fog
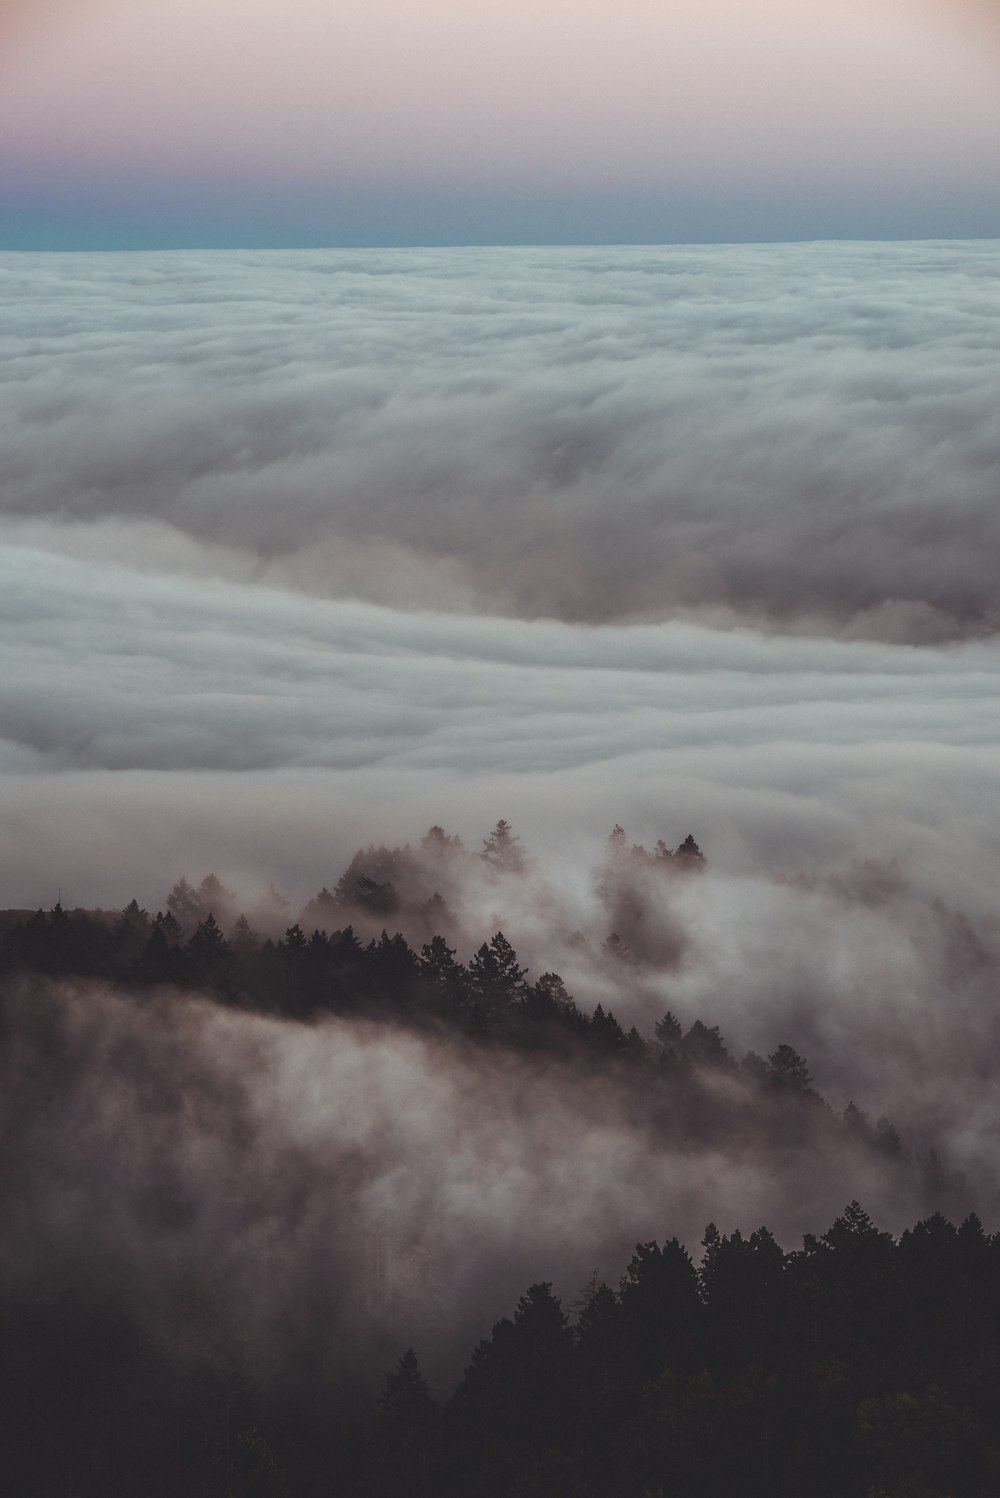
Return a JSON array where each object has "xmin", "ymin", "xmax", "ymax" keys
[{"xmin": 1, "ymin": 241, "xmax": 999, "ymax": 1395}]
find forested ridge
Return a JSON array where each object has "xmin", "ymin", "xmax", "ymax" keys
[
  {"xmin": 0, "ymin": 825, "xmax": 904, "ymax": 1166},
  {"xmin": 1, "ymin": 821, "xmax": 995, "ymax": 1496},
  {"xmin": 0, "ymin": 822, "xmax": 966, "ymax": 1194}
]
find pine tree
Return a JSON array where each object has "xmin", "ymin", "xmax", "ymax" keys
[
  {"xmin": 154, "ymin": 909, "xmax": 183, "ymax": 944},
  {"xmin": 480, "ymin": 820, "xmax": 525, "ymax": 874},
  {"xmin": 419, "ymin": 935, "xmax": 468, "ymax": 1016},
  {"xmin": 298, "ymin": 887, "xmax": 338, "ymax": 931},
  {"xmin": 620, "ymin": 1237, "xmax": 702, "ymax": 1380},
  {"xmin": 683, "ymin": 1020, "xmax": 735, "ymax": 1071},
  {"xmin": 197, "ymin": 873, "xmax": 234, "ymax": 924},
  {"xmin": 468, "ymin": 931, "xmax": 527, "ymax": 1030},
  {"xmin": 166, "ymin": 876, "xmax": 201, "ymax": 926},
  {"xmin": 674, "ymin": 834, "xmax": 707, "ymax": 871},
  {"xmin": 654, "ymin": 1011, "xmax": 683, "ymax": 1049},
  {"xmin": 230, "ymin": 914, "xmax": 259, "ymax": 952},
  {"xmin": 768, "ymin": 1043, "xmax": 813, "ymax": 1091},
  {"xmin": 189, "ymin": 912, "xmax": 230, "ymax": 966}
]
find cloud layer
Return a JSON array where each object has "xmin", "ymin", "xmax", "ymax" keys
[
  {"xmin": 1, "ymin": 539, "xmax": 998, "ymax": 909},
  {"xmin": 3, "ymin": 243, "xmax": 1000, "ymax": 637},
  {"xmin": 2, "ymin": 244, "xmax": 999, "ymax": 926}
]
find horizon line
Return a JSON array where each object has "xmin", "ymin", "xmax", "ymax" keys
[{"xmin": 4, "ymin": 232, "xmax": 1000, "ymax": 254}]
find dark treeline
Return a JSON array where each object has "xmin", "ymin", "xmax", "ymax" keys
[
  {"xmin": 2, "ymin": 821, "xmax": 925, "ymax": 1171},
  {"xmin": 0, "ymin": 821, "xmax": 967, "ymax": 1202},
  {"xmin": 351, "ymin": 1201, "xmax": 1000, "ymax": 1498},
  {"xmin": 0, "ymin": 819, "xmax": 706, "ymax": 1004},
  {"xmin": 4, "ymin": 1201, "xmax": 999, "ymax": 1497},
  {"xmin": 0, "ymin": 821, "xmax": 706, "ymax": 1045}
]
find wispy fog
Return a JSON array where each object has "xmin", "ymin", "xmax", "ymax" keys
[{"xmin": 4, "ymin": 952, "xmax": 997, "ymax": 1400}]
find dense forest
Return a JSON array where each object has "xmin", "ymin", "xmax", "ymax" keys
[
  {"xmin": 3, "ymin": 1200, "xmax": 999, "ymax": 1497},
  {"xmin": 336, "ymin": 1202, "xmax": 1000, "ymax": 1498},
  {"xmin": 0, "ymin": 822, "xmax": 967, "ymax": 1203},
  {"xmin": 0, "ymin": 822, "xmax": 994, "ymax": 1496}
]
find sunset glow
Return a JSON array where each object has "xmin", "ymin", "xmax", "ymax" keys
[{"xmin": 2, "ymin": 0, "xmax": 998, "ymax": 244}]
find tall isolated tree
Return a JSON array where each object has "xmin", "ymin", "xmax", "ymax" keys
[{"xmin": 480, "ymin": 819, "xmax": 525, "ymax": 874}]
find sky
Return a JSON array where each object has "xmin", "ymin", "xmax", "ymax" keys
[{"xmin": 1, "ymin": 0, "xmax": 999, "ymax": 246}]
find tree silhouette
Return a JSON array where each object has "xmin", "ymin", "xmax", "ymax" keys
[
  {"xmin": 166, "ymin": 876, "xmax": 201, "ymax": 927},
  {"xmin": 197, "ymin": 873, "xmax": 235, "ymax": 925},
  {"xmin": 480, "ymin": 819, "xmax": 525, "ymax": 874},
  {"xmin": 683, "ymin": 1020, "xmax": 735, "ymax": 1071},
  {"xmin": 468, "ymin": 931, "xmax": 527, "ymax": 1031},
  {"xmin": 768, "ymin": 1043, "xmax": 813, "ymax": 1091},
  {"xmin": 418, "ymin": 934, "xmax": 468, "ymax": 1020},
  {"xmin": 654, "ymin": 1011, "xmax": 683, "ymax": 1050},
  {"xmin": 674, "ymin": 834, "xmax": 707, "ymax": 871},
  {"xmin": 298, "ymin": 886, "xmax": 338, "ymax": 931},
  {"xmin": 368, "ymin": 1348, "xmax": 438, "ymax": 1497},
  {"xmin": 619, "ymin": 1238, "xmax": 702, "ymax": 1381}
]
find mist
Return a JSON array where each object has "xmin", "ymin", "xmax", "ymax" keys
[
  {"xmin": 4, "ymin": 822, "xmax": 1000, "ymax": 1400},
  {"xmin": 0, "ymin": 949, "xmax": 990, "ymax": 1412},
  {"xmin": 3, "ymin": 240, "xmax": 1000, "ymax": 1491}
]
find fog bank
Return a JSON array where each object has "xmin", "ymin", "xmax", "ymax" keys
[
  {"xmin": 3, "ymin": 242, "xmax": 999, "ymax": 638},
  {"xmin": 3, "ymin": 972, "xmax": 993, "ymax": 1401}
]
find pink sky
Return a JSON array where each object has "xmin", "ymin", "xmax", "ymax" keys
[{"xmin": 1, "ymin": 0, "xmax": 998, "ymax": 243}]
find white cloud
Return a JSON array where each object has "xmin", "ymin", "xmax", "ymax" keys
[
  {"xmin": 2, "ymin": 243, "xmax": 999, "ymax": 636},
  {"xmin": 0, "ymin": 539, "xmax": 997, "ymax": 917}
]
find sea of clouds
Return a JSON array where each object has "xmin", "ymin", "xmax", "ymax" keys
[{"xmin": 1, "ymin": 241, "xmax": 999, "ymax": 908}]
